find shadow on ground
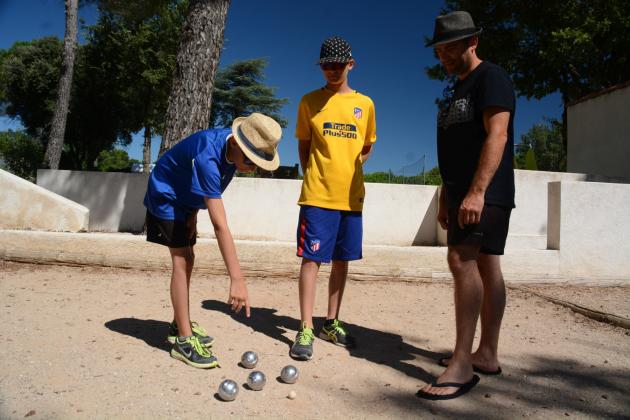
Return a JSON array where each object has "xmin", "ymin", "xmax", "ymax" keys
[
  {"xmin": 389, "ymin": 354, "xmax": 630, "ymax": 418},
  {"xmin": 201, "ymin": 299, "xmax": 440, "ymax": 384},
  {"xmin": 201, "ymin": 300, "xmax": 630, "ymax": 418},
  {"xmin": 105, "ymin": 318, "xmax": 171, "ymax": 352}
]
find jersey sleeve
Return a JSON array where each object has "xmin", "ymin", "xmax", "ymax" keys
[
  {"xmin": 364, "ymin": 99, "xmax": 377, "ymax": 145},
  {"xmin": 295, "ymin": 97, "xmax": 312, "ymax": 141},
  {"xmin": 478, "ymin": 67, "xmax": 515, "ymax": 113}
]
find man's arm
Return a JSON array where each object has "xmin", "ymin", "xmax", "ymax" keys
[
  {"xmin": 458, "ymin": 107, "xmax": 510, "ymax": 228},
  {"xmin": 361, "ymin": 145, "xmax": 373, "ymax": 163},
  {"xmin": 298, "ymin": 139, "xmax": 311, "ymax": 175},
  {"xmin": 204, "ymin": 196, "xmax": 250, "ymax": 317}
]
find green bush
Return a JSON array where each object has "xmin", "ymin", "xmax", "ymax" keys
[
  {"xmin": 95, "ymin": 148, "xmax": 139, "ymax": 172},
  {"xmin": 0, "ymin": 130, "xmax": 44, "ymax": 182}
]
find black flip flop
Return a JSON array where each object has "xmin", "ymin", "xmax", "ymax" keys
[
  {"xmin": 416, "ymin": 375, "xmax": 480, "ymax": 400},
  {"xmin": 437, "ymin": 357, "xmax": 502, "ymax": 376}
]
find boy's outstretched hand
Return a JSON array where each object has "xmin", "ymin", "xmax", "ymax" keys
[{"xmin": 228, "ymin": 278, "xmax": 250, "ymax": 317}]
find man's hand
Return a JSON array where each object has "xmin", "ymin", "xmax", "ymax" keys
[
  {"xmin": 458, "ymin": 192, "xmax": 484, "ymax": 229},
  {"xmin": 437, "ymin": 200, "xmax": 449, "ymax": 230},
  {"xmin": 228, "ymin": 277, "xmax": 250, "ymax": 317}
]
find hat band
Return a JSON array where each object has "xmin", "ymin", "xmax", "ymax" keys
[
  {"xmin": 238, "ymin": 126, "xmax": 274, "ymax": 161},
  {"xmin": 431, "ymin": 27, "xmax": 479, "ymax": 44}
]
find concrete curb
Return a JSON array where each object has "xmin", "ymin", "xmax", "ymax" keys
[{"xmin": 0, "ymin": 230, "xmax": 622, "ymax": 284}]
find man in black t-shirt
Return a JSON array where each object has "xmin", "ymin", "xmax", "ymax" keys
[{"xmin": 417, "ymin": 11, "xmax": 516, "ymax": 401}]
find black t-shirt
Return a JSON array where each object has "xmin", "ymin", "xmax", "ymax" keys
[{"xmin": 437, "ymin": 61, "xmax": 516, "ymax": 209}]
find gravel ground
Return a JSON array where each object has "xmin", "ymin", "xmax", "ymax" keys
[{"xmin": 1, "ymin": 261, "xmax": 629, "ymax": 419}]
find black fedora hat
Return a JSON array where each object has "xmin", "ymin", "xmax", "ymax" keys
[{"xmin": 425, "ymin": 11, "xmax": 482, "ymax": 47}]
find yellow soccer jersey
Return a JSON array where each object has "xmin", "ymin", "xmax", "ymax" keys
[{"xmin": 296, "ymin": 88, "xmax": 377, "ymax": 211}]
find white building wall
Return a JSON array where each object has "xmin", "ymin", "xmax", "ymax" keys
[{"xmin": 568, "ymin": 84, "xmax": 630, "ymax": 179}]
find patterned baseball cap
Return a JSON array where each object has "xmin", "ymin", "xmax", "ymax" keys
[{"xmin": 317, "ymin": 36, "xmax": 353, "ymax": 64}]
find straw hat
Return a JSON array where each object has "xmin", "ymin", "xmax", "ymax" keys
[{"xmin": 231, "ymin": 113, "xmax": 282, "ymax": 171}]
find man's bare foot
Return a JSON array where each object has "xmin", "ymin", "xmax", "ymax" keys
[
  {"xmin": 438, "ymin": 349, "xmax": 501, "ymax": 374},
  {"xmin": 418, "ymin": 357, "xmax": 478, "ymax": 399}
]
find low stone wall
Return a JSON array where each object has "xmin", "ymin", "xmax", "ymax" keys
[
  {"xmin": 548, "ymin": 181, "xmax": 630, "ymax": 279},
  {"xmin": 35, "ymin": 169, "xmax": 629, "ymax": 250},
  {"xmin": 37, "ymin": 170, "xmax": 439, "ymax": 246},
  {"xmin": 37, "ymin": 169, "xmax": 148, "ymax": 232},
  {"xmin": 0, "ymin": 169, "xmax": 88, "ymax": 232}
]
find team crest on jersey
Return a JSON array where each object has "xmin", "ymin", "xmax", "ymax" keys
[
  {"xmin": 310, "ymin": 239, "xmax": 320, "ymax": 252},
  {"xmin": 354, "ymin": 107, "xmax": 363, "ymax": 119}
]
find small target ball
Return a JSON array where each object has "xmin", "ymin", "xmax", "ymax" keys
[{"xmin": 288, "ymin": 390, "xmax": 297, "ymax": 400}]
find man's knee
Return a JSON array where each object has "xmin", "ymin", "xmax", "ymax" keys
[
  {"xmin": 477, "ymin": 253, "xmax": 503, "ymax": 281},
  {"xmin": 447, "ymin": 246, "xmax": 479, "ymax": 274}
]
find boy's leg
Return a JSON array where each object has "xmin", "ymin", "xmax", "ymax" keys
[
  {"xmin": 298, "ymin": 258, "xmax": 321, "ymax": 328},
  {"xmin": 319, "ymin": 211, "xmax": 361, "ymax": 347},
  {"xmin": 326, "ymin": 260, "xmax": 348, "ymax": 320},
  {"xmin": 292, "ymin": 205, "xmax": 338, "ymax": 360},
  {"xmin": 169, "ymin": 246, "xmax": 194, "ymax": 338},
  {"xmin": 327, "ymin": 210, "xmax": 361, "ymax": 320},
  {"xmin": 291, "ymin": 258, "xmax": 319, "ymax": 360}
]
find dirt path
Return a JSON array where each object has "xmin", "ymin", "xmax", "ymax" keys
[{"xmin": 1, "ymin": 262, "xmax": 629, "ymax": 419}]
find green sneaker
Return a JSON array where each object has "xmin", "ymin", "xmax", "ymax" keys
[
  {"xmin": 290, "ymin": 322, "xmax": 315, "ymax": 360},
  {"xmin": 319, "ymin": 319, "xmax": 356, "ymax": 348},
  {"xmin": 167, "ymin": 321, "xmax": 215, "ymax": 347},
  {"xmin": 170, "ymin": 335, "xmax": 219, "ymax": 369}
]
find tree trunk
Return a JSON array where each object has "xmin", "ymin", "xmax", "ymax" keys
[
  {"xmin": 143, "ymin": 125, "xmax": 152, "ymax": 173},
  {"xmin": 159, "ymin": 0, "xmax": 230, "ymax": 156},
  {"xmin": 44, "ymin": 0, "xmax": 78, "ymax": 169}
]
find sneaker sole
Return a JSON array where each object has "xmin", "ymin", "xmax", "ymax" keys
[
  {"xmin": 318, "ymin": 332, "xmax": 355, "ymax": 348},
  {"xmin": 318, "ymin": 332, "xmax": 343, "ymax": 346},
  {"xmin": 170, "ymin": 349, "xmax": 219, "ymax": 369},
  {"xmin": 167, "ymin": 336, "xmax": 214, "ymax": 347},
  {"xmin": 289, "ymin": 350, "xmax": 313, "ymax": 361}
]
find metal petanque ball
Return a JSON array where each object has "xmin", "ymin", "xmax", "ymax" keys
[
  {"xmin": 240, "ymin": 351, "xmax": 258, "ymax": 369},
  {"xmin": 217, "ymin": 379, "xmax": 239, "ymax": 401},
  {"xmin": 280, "ymin": 365, "xmax": 299, "ymax": 384},
  {"xmin": 246, "ymin": 370, "xmax": 266, "ymax": 391}
]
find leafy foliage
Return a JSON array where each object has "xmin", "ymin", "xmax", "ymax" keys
[
  {"xmin": 0, "ymin": 38, "xmax": 63, "ymax": 140},
  {"xmin": 95, "ymin": 148, "xmax": 139, "ymax": 172},
  {"xmin": 210, "ymin": 59, "xmax": 288, "ymax": 128},
  {"xmin": 427, "ymin": 0, "xmax": 630, "ymax": 103},
  {"xmin": 363, "ymin": 166, "xmax": 442, "ymax": 185},
  {"xmin": 515, "ymin": 118, "xmax": 565, "ymax": 171},
  {"xmin": 0, "ymin": 130, "xmax": 44, "ymax": 181}
]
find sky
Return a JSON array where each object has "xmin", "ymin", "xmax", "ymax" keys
[{"xmin": 0, "ymin": 0, "xmax": 563, "ymax": 173}]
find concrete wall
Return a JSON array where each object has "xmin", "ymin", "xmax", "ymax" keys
[
  {"xmin": 35, "ymin": 169, "xmax": 625, "ymax": 249},
  {"xmin": 568, "ymin": 84, "xmax": 630, "ymax": 179},
  {"xmin": 548, "ymin": 181, "xmax": 630, "ymax": 279},
  {"xmin": 38, "ymin": 169, "xmax": 148, "ymax": 232},
  {"xmin": 37, "ymin": 170, "xmax": 439, "ymax": 245},
  {"xmin": 437, "ymin": 170, "xmax": 597, "ymax": 249},
  {"xmin": 0, "ymin": 169, "xmax": 88, "ymax": 232}
]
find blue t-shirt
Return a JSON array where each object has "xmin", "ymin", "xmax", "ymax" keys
[{"xmin": 144, "ymin": 128, "xmax": 236, "ymax": 221}]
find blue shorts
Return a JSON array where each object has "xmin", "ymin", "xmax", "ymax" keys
[{"xmin": 296, "ymin": 205, "xmax": 363, "ymax": 263}]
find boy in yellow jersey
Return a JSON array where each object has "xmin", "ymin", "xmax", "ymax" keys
[{"xmin": 290, "ymin": 36, "xmax": 376, "ymax": 361}]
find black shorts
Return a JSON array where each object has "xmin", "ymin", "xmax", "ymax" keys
[
  {"xmin": 447, "ymin": 204, "xmax": 512, "ymax": 255},
  {"xmin": 145, "ymin": 211, "xmax": 197, "ymax": 248}
]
